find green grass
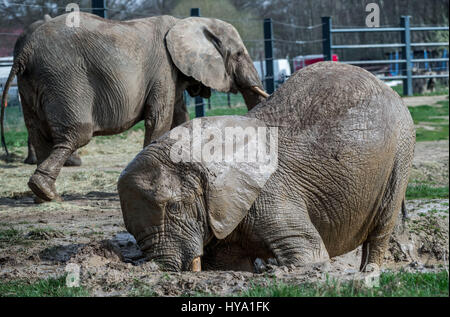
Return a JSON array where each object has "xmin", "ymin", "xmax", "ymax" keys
[
  {"xmin": 3, "ymin": 129, "xmax": 28, "ymax": 148},
  {"xmin": 188, "ymin": 105, "xmax": 248, "ymax": 119},
  {"xmin": 415, "ymin": 126, "xmax": 449, "ymax": 142},
  {"xmin": 127, "ymin": 278, "xmax": 158, "ymax": 297},
  {"xmin": 406, "ymin": 184, "xmax": 449, "ymax": 200},
  {"xmin": 186, "ymin": 91, "xmax": 245, "ymax": 108},
  {"xmin": 392, "ymin": 83, "xmax": 449, "ymax": 97},
  {"xmin": 409, "ymin": 101, "xmax": 449, "ymax": 123},
  {"xmin": 408, "ymin": 100, "xmax": 449, "ymax": 142},
  {"xmin": 2, "ymin": 97, "xmax": 448, "ymax": 148},
  {"xmin": 0, "ymin": 226, "xmax": 64, "ymax": 245},
  {"xmin": 239, "ymin": 271, "xmax": 449, "ymax": 297},
  {"xmin": 0, "ymin": 227, "xmax": 24, "ymax": 244},
  {"xmin": 0, "ymin": 275, "xmax": 89, "ymax": 297}
]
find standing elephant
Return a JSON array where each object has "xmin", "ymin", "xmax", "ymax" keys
[
  {"xmin": 1, "ymin": 12, "xmax": 267, "ymax": 201},
  {"xmin": 118, "ymin": 62, "xmax": 415, "ymax": 272},
  {"xmin": 2, "ymin": 14, "xmax": 82, "ymax": 166}
]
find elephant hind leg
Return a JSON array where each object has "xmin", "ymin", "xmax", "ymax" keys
[
  {"xmin": 28, "ymin": 144, "xmax": 75, "ymax": 201},
  {"xmin": 360, "ymin": 205, "xmax": 399, "ymax": 272},
  {"xmin": 24, "ymin": 137, "xmax": 80, "ymax": 166},
  {"xmin": 24, "ymin": 138, "xmax": 37, "ymax": 165},
  {"xmin": 28, "ymin": 120, "xmax": 93, "ymax": 201},
  {"xmin": 360, "ymin": 159, "xmax": 410, "ymax": 271}
]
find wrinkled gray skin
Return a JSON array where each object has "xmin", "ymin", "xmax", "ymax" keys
[
  {"xmin": 1, "ymin": 12, "xmax": 264, "ymax": 201},
  {"xmin": 118, "ymin": 62, "xmax": 416, "ymax": 272},
  {"xmin": 10, "ymin": 15, "xmax": 81, "ymax": 166}
]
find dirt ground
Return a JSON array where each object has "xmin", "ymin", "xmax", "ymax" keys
[
  {"xmin": 402, "ymin": 95, "xmax": 448, "ymax": 107},
  {"xmin": 0, "ymin": 126, "xmax": 448, "ymax": 296}
]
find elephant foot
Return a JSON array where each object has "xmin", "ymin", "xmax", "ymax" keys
[
  {"xmin": 362, "ymin": 263, "xmax": 380, "ymax": 273},
  {"xmin": 33, "ymin": 195, "xmax": 62, "ymax": 204},
  {"xmin": 24, "ymin": 155, "xmax": 37, "ymax": 165},
  {"xmin": 28, "ymin": 172, "xmax": 59, "ymax": 202},
  {"xmin": 64, "ymin": 152, "xmax": 82, "ymax": 167},
  {"xmin": 355, "ymin": 263, "xmax": 380, "ymax": 288}
]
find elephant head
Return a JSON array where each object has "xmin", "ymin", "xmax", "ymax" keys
[
  {"xmin": 118, "ymin": 116, "xmax": 277, "ymax": 271},
  {"xmin": 166, "ymin": 17, "xmax": 268, "ymax": 110}
]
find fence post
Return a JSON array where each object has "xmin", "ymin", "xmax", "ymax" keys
[
  {"xmin": 191, "ymin": 8, "xmax": 205, "ymax": 117},
  {"xmin": 322, "ymin": 17, "xmax": 332, "ymax": 61},
  {"xmin": 264, "ymin": 18, "xmax": 275, "ymax": 94},
  {"xmin": 401, "ymin": 16, "xmax": 413, "ymax": 96},
  {"xmin": 92, "ymin": 0, "xmax": 107, "ymax": 18}
]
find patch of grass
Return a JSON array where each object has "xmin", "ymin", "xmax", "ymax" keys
[
  {"xmin": 408, "ymin": 100, "xmax": 449, "ymax": 142},
  {"xmin": 406, "ymin": 184, "xmax": 449, "ymax": 200},
  {"xmin": 0, "ymin": 226, "xmax": 64, "ymax": 244},
  {"xmin": 392, "ymin": 83, "xmax": 449, "ymax": 97},
  {"xmin": 3, "ymin": 129, "xmax": 28, "ymax": 148},
  {"xmin": 409, "ymin": 101, "xmax": 449, "ymax": 123},
  {"xmin": 186, "ymin": 91, "xmax": 245, "ymax": 109},
  {"xmin": 239, "ymin": 271, "xmax": 449, "ymax": 297},
  {"xmin": 189, "ymin": 106, "xmax": 248, "ymax": 119},
  {"xmin": 0, "ymin": 275, "xmax": 89, "ymax": 297},
  {"xmin": 409, "ymin": 211, "xmax": 446, "ymax": 240},
  {"xmin": 415, "ymin": 126, "xmax": 449, "ymax": 142},
  {"xmin": 128, "ymin": 279, "xmax": 157, "ymax": 297},
  {"xmin": 26, "ymin": 227, "xmax": 64, "ymax": 240},
  {"xmin": 3, "ymin": 97, "xmax": 447, "ymax": 148},
  {"xmin": 0, "ymin": 228, "xmax": 24, "ymax": 244},
  {"xmin": 2, "ymin": 105, "xmax": 28, "ymax": 148}
]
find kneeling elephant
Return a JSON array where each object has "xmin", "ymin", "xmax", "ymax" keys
[{"xmin": 118, "ymin": 62, "xmax": 415, "ymax": 272}]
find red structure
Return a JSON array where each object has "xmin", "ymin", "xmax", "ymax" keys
[
  {"xmin": 0, "ymin": 28, "xmax": 22, "ymax": 57},
  {"xmin": 293, "ymin": 54, "xmax": 339, "ymax": 71}
]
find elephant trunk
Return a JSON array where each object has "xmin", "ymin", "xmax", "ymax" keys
[
  {"xmin": 235, "ymin": 55, "xmax": 270, "ymax": 110},
  {"xmin": 239, "ymin": 87, "xmax": 267, "ymax": 111},
  {"xmin": 148, "ymin": 248, "xmax": 202, "ymax": 272}
]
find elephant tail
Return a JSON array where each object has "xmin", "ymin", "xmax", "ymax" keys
[
  {"xmin": 401, "ymin": 198, "xmax": 408, "ymax": 222},
  {"xmin": 1, "ymin": 60, "xmax": 21, "ymax": 157}
]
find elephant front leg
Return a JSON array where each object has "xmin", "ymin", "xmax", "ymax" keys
[
  {"xmin": 252, "ymin": 198, "xmax": 329, "ymax": 267},
  {"xmin": 64, "ymin": 151, "xmax": 82, "ymax": 167},
  {"xmin": 142, "ymin": 82, "xmax": 176, "ymax": 148},
  {"xmin": 171, "ymin": 92, "xmax": 189, "ymax": 129}
]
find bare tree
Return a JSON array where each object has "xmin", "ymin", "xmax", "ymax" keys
[
  {"xmin": 171, "ymin": 0, "xmax": 264, "ymax": 58},
  {"xmin": 0, "ymin": 0, "xmax": 448, "ymax": 61}
]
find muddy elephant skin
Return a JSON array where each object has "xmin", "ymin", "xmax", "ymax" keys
[
  {"xmin": 0, "ymin": 12, "xmax": 265, "ymax": 202},
  {"xmin": 118, "ymin": 62, "xmax": 416, "ymax": 272},
  {"xmin": 7, "ymin": 15, "xmax": 82, "ymax": 167}
]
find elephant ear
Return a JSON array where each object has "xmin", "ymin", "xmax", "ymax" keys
[
  {"xmin": 177, "ymin": 116, "xmax": 277, "ymax": 239},
  {"xmin": 166, "ymin": 17, "xmax": 233, "ymax": 92}
]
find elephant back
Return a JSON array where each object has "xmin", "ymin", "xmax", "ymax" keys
[{"xmin": 247, "ymin": 61, "xmax": 412, "ymax": 147}]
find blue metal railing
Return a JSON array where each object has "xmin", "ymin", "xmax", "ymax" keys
[{"xmin": 322, "ymin": 16, "xmax": 449, "ymax": 96}]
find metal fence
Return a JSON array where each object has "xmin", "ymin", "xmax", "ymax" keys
[
  {"xmin": 322, "ymin": 16, "xmax": 449, "ymax": 96},
  {"xmin": 0, "ymin": 3, "xmax": 449, "ymax": 128}
]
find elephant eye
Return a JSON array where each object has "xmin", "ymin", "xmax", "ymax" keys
[{"xmin": 166, "ymin": 201, "xmax": 181, "ymax": 215}]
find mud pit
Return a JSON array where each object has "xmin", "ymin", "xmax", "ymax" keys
[{"xmin": 0, "ymin": 131, "xmax": 448, "ymax": 296}]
